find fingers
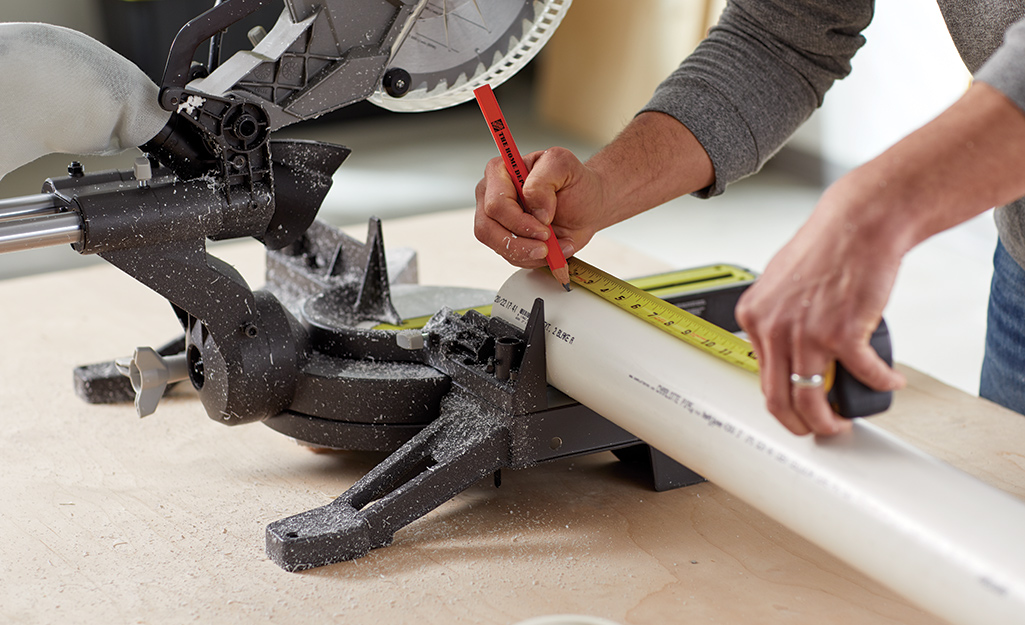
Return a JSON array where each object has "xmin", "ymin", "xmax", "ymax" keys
[
  {"xmin": 789, "ymin": 358, "xmax": 851, "ymax": 437},
  {"xmin": 750, "ymin": 335, "xmax": 852, "ymax": 437},
  {"xmin": 474, "ymin": 157, "xmax": 551, "ymax": 267},
  {"xmin": 738, "ymin": 301, "xmax": 879, "ymax": 437},
  {"xmin": 520, "ymin": 147, "xmax": 576, "ymax": 226},
  {"xmin": 747, "ymin": 328, "xmax": 839, "ymax": 436},
  {"xmin": 475, "ymin": 148, "xmax": 596, "ymax": 267},
  {"xmin": 752, "ymin": 332, "xmax": 812, "ymax": 437},
  {"xmin": 839, "ymin": 341, "xmax": 907, "ymax": 393},
  {"xmin": 745, "ymin": 321, "xmax": 897, "ymax": 436}
]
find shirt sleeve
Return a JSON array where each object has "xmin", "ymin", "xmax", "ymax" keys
[
  {"xmin": 975, "ymin": 15, "xmax": 1025, "ymax": 114},
  {"xmin": 640, "ymin": 0, "xmax": 874, "ymax": 197}
]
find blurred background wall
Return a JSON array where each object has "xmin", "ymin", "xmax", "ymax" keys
[{"xmin": 0, "ymin": 0, "xmax": 973, "ymax": 184}]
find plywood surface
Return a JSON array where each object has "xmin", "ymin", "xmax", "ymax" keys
[{"xmin": 2, "ymin": 209, "xmax": 1022, "ymax": 624}]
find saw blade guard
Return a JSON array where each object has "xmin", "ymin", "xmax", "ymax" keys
[{"xmin": 368, "ymin": 0, "xmax": 572, "ymax": 112}]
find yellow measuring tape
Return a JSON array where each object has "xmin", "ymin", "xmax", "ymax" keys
[
  {"xmin": 373, "ymin": 262, "xmax": 755, "ymax": 332},
  {"xmin": 567, "ymin": 258, "xmax": 761, "ymax": 374}
]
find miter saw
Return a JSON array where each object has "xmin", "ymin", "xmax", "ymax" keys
[{"xmin": 0, "ymin": 0, "xmax": 754, "ymax": 571}]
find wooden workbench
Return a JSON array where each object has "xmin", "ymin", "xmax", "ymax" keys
[{"xmin": 2, "ymin": 209, "xmax": 1023, "ymax": 624}]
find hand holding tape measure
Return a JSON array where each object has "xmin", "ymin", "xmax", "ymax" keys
[{"xmin": 567, "ymin": 258, "xmax": 894, "ymax": 424}]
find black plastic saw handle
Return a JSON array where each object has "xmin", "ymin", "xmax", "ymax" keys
[{"xmin": 159, "ymin": 0, "xmax": 276, "ymax": 111}]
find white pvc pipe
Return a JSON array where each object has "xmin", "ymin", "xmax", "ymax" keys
[{"xmin": 494, "ymin": 268, "xmax": 1025, "ymax": 625}]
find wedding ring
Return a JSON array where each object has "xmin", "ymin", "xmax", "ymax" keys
[{"xmin": 790, "ymin": 373, "xmax": 825, "ymax": 389}]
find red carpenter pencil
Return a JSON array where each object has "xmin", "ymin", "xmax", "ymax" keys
[{"xmin": 473, "ymin": 84, "xmax": 571, "ymax": 292}]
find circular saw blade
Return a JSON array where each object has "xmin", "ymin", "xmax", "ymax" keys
[{"xmin": 368, "ymin": 0, "xmax": 571, "ymax": 112}]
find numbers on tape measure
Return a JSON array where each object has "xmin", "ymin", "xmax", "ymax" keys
[{"xmin": 567, "ymin": 258, "xmax": 760, "ymax": 374}]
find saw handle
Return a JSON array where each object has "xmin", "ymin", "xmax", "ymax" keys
[
  {"xmin": 159, "ymin": 0, "xmax": 275, "ymax": 110},
  {"xmin": 826, "ymin": 320, "xmax": 894, "ymax": 418}
]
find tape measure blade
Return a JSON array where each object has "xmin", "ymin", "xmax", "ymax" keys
[{"xmin": 568, "ymin": 258, "xmax": 759, "ymax": 374}]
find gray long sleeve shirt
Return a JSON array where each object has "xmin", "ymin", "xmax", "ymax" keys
[{"xmin": 642, "ymin": 0, "xmax": 1025, "ymax": 267}]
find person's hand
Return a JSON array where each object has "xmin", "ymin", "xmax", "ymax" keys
[
  {"xmin": 735, "ymin": 83, "xmax": 1025, "ymax": 436},
  {"xmin": 473, "ymin": 111, "xmax": 715, "ymax": 269},
  {"xmin": 474, "ymin": 147, "xmax": 610, "ymax": 267},
  {"xmin": 734, "ymin": 182, "xmax": 907, "ymax": 436}
]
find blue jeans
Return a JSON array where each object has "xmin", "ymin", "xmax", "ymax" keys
[{"xmin": 980, "ymin": 240, "xmax": 1025, "ymax": 414}]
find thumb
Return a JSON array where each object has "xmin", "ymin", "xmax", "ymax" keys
[
  {"xmin": 521, "ymin": 148, "xmax": 577, "ymax": 226},
  {"xmin": 838, "ymin": 341, "xmax": 906, "ymax": 393}
]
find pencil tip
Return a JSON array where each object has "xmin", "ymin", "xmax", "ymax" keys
[{"xmin": 563, "ymin": 283, "xmax": 572, "ymax": 292}]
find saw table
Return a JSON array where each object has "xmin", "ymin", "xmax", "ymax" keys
[{"xmin": 2, "ymin": 207, "xmax": 1023, "ymax": 625}]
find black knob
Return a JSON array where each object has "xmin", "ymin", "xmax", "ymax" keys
[
  {"xmin": 188, "ymin": 61, "xmax": 209, "ymax": 81},
  {"xmin": 382, "ymin": 68, "xmax": 412, "ymax": 98}
]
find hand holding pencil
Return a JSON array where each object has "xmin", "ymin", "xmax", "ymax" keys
[{"xmin": 473, "ymin": 84, "xmax": 572, "ymax": 291}]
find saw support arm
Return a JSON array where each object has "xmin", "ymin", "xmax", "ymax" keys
[
  {"xmin": 139, "ymin": 0, "xmax": 432, "ymax": 255},
  {"xmin": 161, "ymin": 0, "xmax": 430, "ymax": 131}
]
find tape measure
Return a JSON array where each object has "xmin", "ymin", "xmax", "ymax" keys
[
  {"xmin": 373, "ymin": 263, "xmax": 756, "ymax": 332},
  {"xmin": 568, "ymin": 258, "xmax": 759, "ymax": 373},
  {"xmin": 567, "ymin": 258, "xmax": 893, "ymax": 418}
]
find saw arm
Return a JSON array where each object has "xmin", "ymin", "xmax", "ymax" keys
[
  {"xmin": 161, "ymin": 0, "xmax": 433, "ymax": 131},
  {"xmin": 161, "ymin": 0, "xmax": 571, "ymax": 129},
  {"xmin": 142, "ymin": 0, "xmax": 571, "ymax": 241}
]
